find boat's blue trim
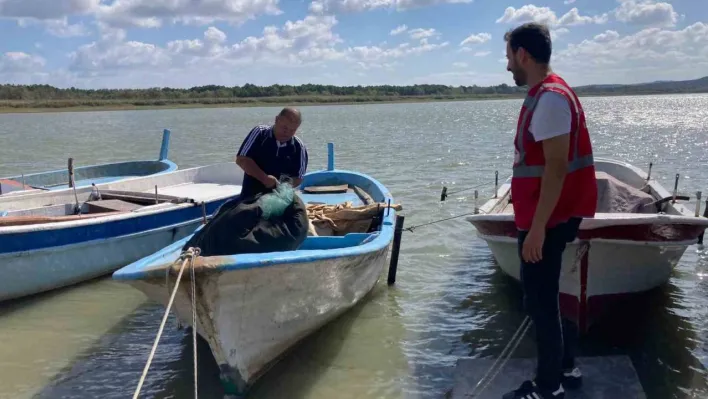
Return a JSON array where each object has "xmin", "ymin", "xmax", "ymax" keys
[
  {"xmin": 0, "ymin": 129, "xmax": 177, "ymax": 191},
  {"xmin": 0, "ymin": 196, "xmax": 237, "ymax": 254},
  {"xmin": 113, "ymin": 166, "xmax": 397, "ymax": 281}
]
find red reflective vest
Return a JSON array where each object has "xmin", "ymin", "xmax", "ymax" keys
[{"xmin": 511, "ymin": 74, "xmax": 597, "ymax": 231}]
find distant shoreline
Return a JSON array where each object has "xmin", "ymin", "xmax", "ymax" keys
[{"xmin": 0, "ymin": 91, "xmax": 706, "ymax": 114}]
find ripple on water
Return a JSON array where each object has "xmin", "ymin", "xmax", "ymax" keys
[{"xmin": 0, "ymin": 96, "xmax": 707, "ymax": 399}]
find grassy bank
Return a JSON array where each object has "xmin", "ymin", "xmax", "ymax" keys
[
  {"xmin": 0, "ymin": 94, "xmax": 524, "ymax": 114},
  {"xmin": 0, "ymin": 90, "xmax": 706, "ymax": 114}
]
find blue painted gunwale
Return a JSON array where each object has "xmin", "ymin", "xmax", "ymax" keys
[
  {"xmin": 112, "ymin": 167, "xmax": 397, "ymax": 281},
  {"xmin": 0, "ymin": 129, "xmax": 177, "ymax": 192},
  {"xmin": 0, "ymin": 197, "xmax": 235, "ymax": 254}
]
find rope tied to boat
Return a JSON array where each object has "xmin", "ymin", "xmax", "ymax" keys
[
  {"xmin": 133, "ymin": 247, "xmax": 201, "ymax": 399},
  {"xmin": 465, "ymin": 240, "xmax": 590, "ymax": 398}
]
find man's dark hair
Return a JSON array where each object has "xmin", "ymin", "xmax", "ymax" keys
[{"xmin": 504, "ymin": 22, "xmax": 552, "ymax": 64}]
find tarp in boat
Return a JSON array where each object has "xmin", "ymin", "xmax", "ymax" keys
[
  {"xmin": 183, "ymin": 188, "xmax": 309, "ymax": 257},
  {"xmin": 595, "ymin": 171, "xmax": 655, "ymax": 214}
]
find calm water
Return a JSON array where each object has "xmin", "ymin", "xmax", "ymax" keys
[{"xmin": 1, "ymin": 95, "xmax": 707, "ymax": 399}]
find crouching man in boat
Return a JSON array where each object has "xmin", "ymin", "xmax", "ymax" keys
[
  {"xmin": 502, "ymin": 23, "xmax": 597, "ymax": 399},
  {"xmin": 235, "ymin": 107, "xmax": 309, "ymax": 199}
]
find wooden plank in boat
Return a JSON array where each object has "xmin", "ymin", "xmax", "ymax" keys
[
  {"xmin": 0, "ymin": 211, "xmax": 124, "ymax": 227},
  {"xmin": 95, "ymin": 189, "xmax": 191, "ymax": 205},
  {"xmin": 302, "ymin": 184, "xmax": 349, "ymax": 194},
  {"xmin": 85, "ymin": 199, "xmax": 143, "ymax": 213},
  {"xmin": 449, "ymin": 355, "xmax": 645, "ymax": 399}
]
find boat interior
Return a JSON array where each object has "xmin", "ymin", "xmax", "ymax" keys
[
  {"xmin": 489, "ymin": 160, "xmax": 690, "ymax": 217},
  {"xmin": 0, "ymin": 166, "xmax": 244, "ymax": 228},
  {"xmin": 297, "ymin": 181, "xmax": 397, "ymax": 250}
]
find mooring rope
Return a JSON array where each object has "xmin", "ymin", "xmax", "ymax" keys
[
  {"xmin": 133, "ymin": 247, "xmax": 200, "ymax": 399},
  {"xmin": 466, "ymin": 241, "xmax": 590, "ymax": 398},
  {"xmin": 190, "ymin": 251, "xmax": 199, "ymax": 399}
]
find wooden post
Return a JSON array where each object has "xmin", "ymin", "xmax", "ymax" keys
[
  {"xmin": 699, "ymin": 197, "xmax": 707, "ymax": 245},
  {"xmin": 387, "ymin": 215, "xmax": 405, "ymax": 286},
  {"xmin": 68, "ymin": 158, "xmax": 75, "ymax": 188},
  {"xmin": 696, "ymin": 192, "xmax": 702, "ymax": 217},
  {"xmin": 474, "ymin": 190, "xmax": 479, "ymax": 214},
  {"xmin": 440, "ymin": 186, "xmax": 448, "ymax": 202}
]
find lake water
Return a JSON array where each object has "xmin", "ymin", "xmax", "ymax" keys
[{"xmin": 0, "ymin": 94, "xmax": 707, "ymax": 399}]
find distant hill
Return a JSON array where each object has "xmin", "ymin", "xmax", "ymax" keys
[
  {"xmin": 0, "ymin": 76, "xmax": 706, "ymax": 113},
  {"xmin": 574, "ymin": 76, "xmax": 708, "ymax": 95}
]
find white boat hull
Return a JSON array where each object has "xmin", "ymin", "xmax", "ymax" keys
[
  {"xmin": 125, "ymin": 247, "xmax": 389, "ymax": 392},
  {"xmin": 0, "ymin": 218, "xmax": 202, "ymax": 302},
  {"xmin": 467, "ymin": 158, "xmax": 708, "ymax": 331},
  {"xmin": 480, "ymin": 234, "xmax": 691, "ymax": 330}
]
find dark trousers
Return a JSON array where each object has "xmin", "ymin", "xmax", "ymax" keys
[{"xmin": 518, "ymin": 217, "xmax": 582, "ymax": 391}]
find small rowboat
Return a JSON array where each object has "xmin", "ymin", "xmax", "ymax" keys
[
  {"xmin": 112, "ymin": 143, "xmax": 401, "ymax": 396},
  {"xmin": 0, "ymin": 129, "xmax": 177, "ymax": 196},
  {"xmin": 0, "ymin": 162, "xmax": 243, "ymax": 302},
  {"xmin": 467, "ymin": 158, "xmax": 708, "ymax": 332}
]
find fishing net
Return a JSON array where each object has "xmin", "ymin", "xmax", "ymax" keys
[
  {"xmin": 306, "ymin": 201, "xmax": 403, "ymax": 236},
  {"xmin": 182, "ymin": 182, "xmax": 309, "ymax": 257}
]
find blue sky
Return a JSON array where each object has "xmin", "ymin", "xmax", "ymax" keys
[{"xmin": 0, "ymin": 0, "xmax": 705, "ymax": 89}]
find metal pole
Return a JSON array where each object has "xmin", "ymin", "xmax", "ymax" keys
[
  {"xmin": 672, "ymin": 174, "xmax": 679, "ymax": 203},
  {"xmin": 696, "ymin": 192, "xmax": 702, "ymax": 217},
  {"xmin": 494, "ymin": 171, "xmax": 499, "ymax": 199},
  {"xmin": 387, "ymin": 215, "xmax": 405, "ymax": 286},
  {"xmin": 646, "ymin": 162, "xmax": 653, "ymax": 181}
]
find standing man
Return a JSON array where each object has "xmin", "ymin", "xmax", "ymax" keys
[
  {"xmin": 235, "ymin": 107, "xmax": 308, "ymax": 199},
  {"xmin": 502, "ymin": 23, "xmax": 597, "ymax": 399}
]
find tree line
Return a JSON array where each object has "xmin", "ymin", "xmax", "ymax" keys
[{"xmin": 0, "ymin": 83, "xmax": 526, "ymax": 101}]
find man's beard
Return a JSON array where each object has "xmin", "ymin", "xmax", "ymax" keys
[{"xmin": 511, "ymin": 68, "xmax": 527, "ymax": 87}]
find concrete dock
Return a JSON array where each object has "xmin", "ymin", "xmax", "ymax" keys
[{"xmin": 450, "ymin": 356, "xmax": 646, "ymax": 399}]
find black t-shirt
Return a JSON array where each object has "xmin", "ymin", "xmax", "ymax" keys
[{"xmin": 237, "ymin": 124, "xmax": 308, "ymax": 198}]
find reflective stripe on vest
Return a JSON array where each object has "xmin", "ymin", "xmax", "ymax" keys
[{"xmin": 513, "ymin": 82, "xmax": 594, "ymax": 178}]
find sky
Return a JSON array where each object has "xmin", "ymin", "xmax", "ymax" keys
[{"xmin": 0, "ymin": 0, "xmax": 706, "ymax": 89}]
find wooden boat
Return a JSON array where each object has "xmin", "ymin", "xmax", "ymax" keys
[
  {"xmin": 0, "ymin": 129, "xmax": 177, "ymax": 196},
  {"xmin": 0, "ymin": 162, "xmax": 243, "ymax": 302},
  {"xmin": 112, "ymin": 143, "xmax": 401, "ymax": 396},
  {"xmin": 466, "ymin": 158, "xmax": 708, "ymax": 332}
]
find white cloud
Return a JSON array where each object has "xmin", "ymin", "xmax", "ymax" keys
[
  {"xmin": 408, "ymin": 28, "xmax": 439, "ymax": 40},
  {"xmin": 473, "ymin": 50, "xmax": 490, "ymax": 57},
  {"xmin": 613, "ymin": 0, "xmax": 678, "ymax": 27},
  {"xmin": 96, "ymin": 0, "xmax": 282, "ymax": 28},
  {"xmin": 390, "ymin": 24, "xmax": 407, "ymax": 35},
  {"xmin": 496, "ymin": 5, "xmax": 607, "ymax": 26},
  {"xmin": 66, "ymin": 14, "xmax": 450, "ymax": 80},
  {"xmin": 17, "ymin": 17, "xmax": 90, "ymax": 38},
  {"xmin": 564, "ymin": 0, "xmax": 576, "ymax": 4},
  {"xmin": 551, "ymin": 27, "xmax": 569, "ymax": 40},
  {"xmin": 460, "ymin": 32, "xmax": 491, "ymax": 46},
  {"xmin": 555, "ymin": 22, "xmax": 708, "ymax": 80},
  {"xmin": 309, "ymin": 0, "xmax": 473, "ymax": 14},
  {"xmin": 0, "ymin": 51, "xmax": 46, "ymax": 73},
  {"xmin": 452, "ymin": 62, "xmax": 467, "ymax": 68},
  {"xmin": 0, "ymin": 0, "xmax": 98, "ymax": 20}
]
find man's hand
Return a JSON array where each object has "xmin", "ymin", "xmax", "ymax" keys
[
  {"xmin": 522, "ymin": 227, "xmax": 545, "ymax": 263},
  {"xmin": 262, "ymin": 175, "xmax": 279, "ymax": 189}
]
